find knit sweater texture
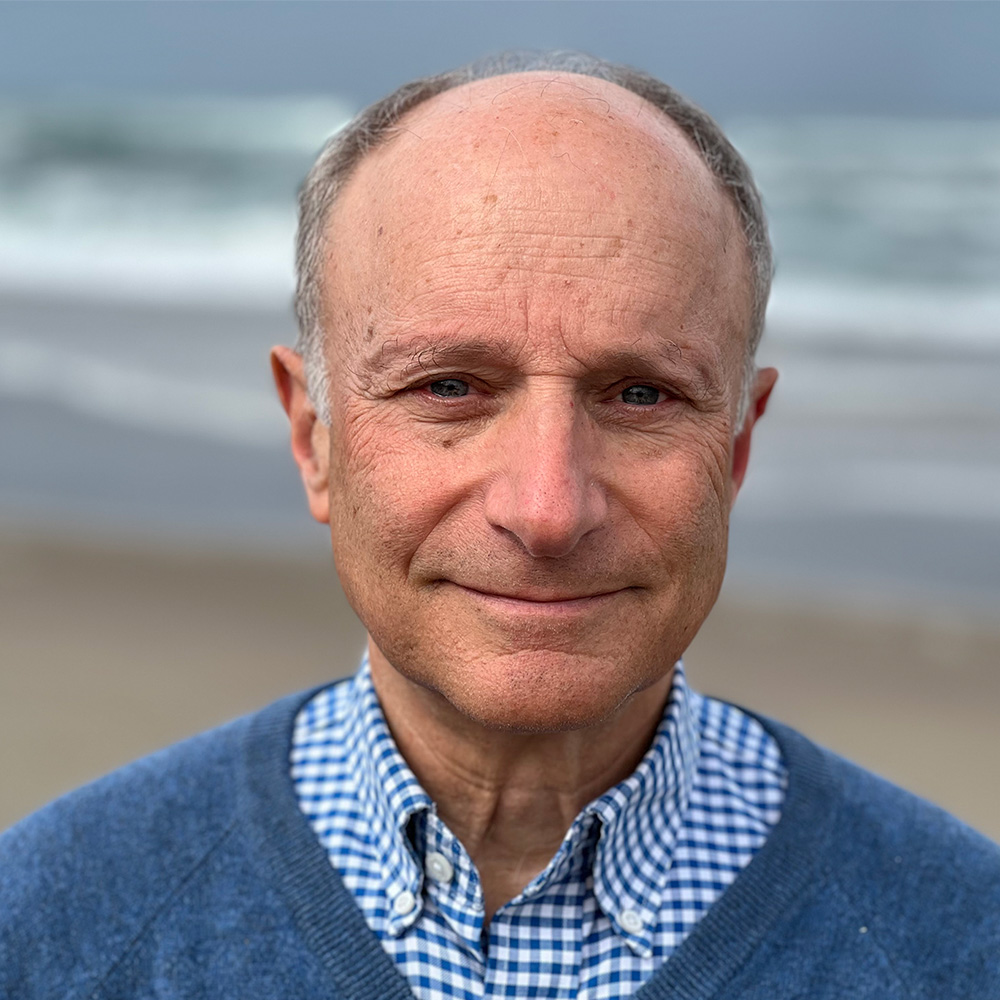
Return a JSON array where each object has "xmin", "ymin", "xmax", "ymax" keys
[{"xmin": 2, "ymin": 684, "xmax": 999, "ymax": 999}]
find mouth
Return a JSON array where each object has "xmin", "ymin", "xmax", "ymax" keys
[{"xmin": 448, "ymin": 583, "xmax": 633, "ymax": 615}]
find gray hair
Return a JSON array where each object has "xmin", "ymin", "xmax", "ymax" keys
[{"xmin": 294, "ymin": 50, "xmax": 772, "ymax": 425}]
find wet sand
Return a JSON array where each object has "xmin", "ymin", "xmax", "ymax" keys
[{"xmin": 2, "ymin": 528, "xmax": 998, "ymax": 841}]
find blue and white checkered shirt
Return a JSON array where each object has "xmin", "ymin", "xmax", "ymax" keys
[{"xmin": 291, "ymin": 658, "xmax": 787, "ymax": 999}]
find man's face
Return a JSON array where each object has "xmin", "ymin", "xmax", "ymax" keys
[{"xmin": 293, "ymin": 74, "xmax": 768, "ymax": 732}]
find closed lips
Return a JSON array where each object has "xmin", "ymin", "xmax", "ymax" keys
[{"xmin": 454, "ymin": 584, "xmax": 629, "ymax": 602}]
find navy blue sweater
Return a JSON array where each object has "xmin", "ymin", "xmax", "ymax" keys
[{"xmin": 2, "ymin": 685, "xmax": 999, "ymax": 998}]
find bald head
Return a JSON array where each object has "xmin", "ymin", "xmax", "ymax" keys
[
  {"xmin": 294, "ymin": 53, "xmax": 772, "ymax": 422},
  {"xmin": 342, "ymin": 71, "xmax": 740, "ymax": 258},
  {"xmin": 380, "ymin": 70, "xmax": 722, "ymax": 194}
]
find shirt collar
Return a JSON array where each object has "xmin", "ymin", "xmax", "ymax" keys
[
  {"xmin": 342, "ymin": 656, "xmax": 699, "ymax": 952},
  {"xmin": 345, "ymin": 655, "xmax": 432, "ymax": 935}
]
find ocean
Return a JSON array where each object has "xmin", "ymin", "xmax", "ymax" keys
[{"xmin": 1, "ymin": 96, "xmax": 998, "ymax": 610}]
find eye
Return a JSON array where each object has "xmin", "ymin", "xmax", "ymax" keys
[
  {"xmin": 428, "ymin": 378, "xmax": 470, "ymax": 398},
  {"xmin": 620, "ymin": 384, "xmax": 661, "ymax": 406}
]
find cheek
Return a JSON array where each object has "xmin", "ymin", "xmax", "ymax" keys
[
  {"xmin": 622, "ymin": 429, "xmax": 733, "ymax": 562},
  {"xmin": 327, "ymin": 403, "xmax": 470, "ymax": 574}
]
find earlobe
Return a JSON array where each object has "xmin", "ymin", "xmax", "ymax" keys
[
  {"xmin": 729, "ymin": 366, "xmax": 778, "ymax": 507},
  {"xmin": 270, "ymin": 345, "xmax": 331, "ymax": 524}
]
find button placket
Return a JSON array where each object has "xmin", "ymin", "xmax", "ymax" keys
[{"xmin": 421, "ymin": 815, "xmax": 486, "ymax": 959}]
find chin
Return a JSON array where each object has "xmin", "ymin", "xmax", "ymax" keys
[{"xmin": 428, "ymin": 648, "xmax": 668, "ymax": 734}]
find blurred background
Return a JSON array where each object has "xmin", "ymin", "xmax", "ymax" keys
[{"xmin": 1, "ymin": 1, "xmax": 998, "ymax": 836}]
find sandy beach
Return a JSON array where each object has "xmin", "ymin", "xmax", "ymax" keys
[{"xmin": 2, "ymin": 526, "xmax": 998, "ymax": 842}]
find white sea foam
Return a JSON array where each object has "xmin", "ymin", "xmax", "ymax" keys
[
  {"xmin": 0, "ymin": 94, "xmax": 348, "ymax": 307},
  {"xmin": 0, "ymin": 336, "xmax": 284, "ymax": 447},
  {"xmin": 766, "ymin": 279, "xmax": 1000, "ymax": 355},
  {"xmin": 0, "ymin": 223, "xmax": 296, "ymax": 307}
]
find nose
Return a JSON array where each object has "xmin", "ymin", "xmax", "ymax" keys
[{"xmin": 483, "ymin": 399, "xmax": 608, "ymax": 559}]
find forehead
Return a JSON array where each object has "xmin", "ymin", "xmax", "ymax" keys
[
  {"xmin": 338, "ymin": 71, "xmax": 732, "ymax": 234},
  {"xmin": 323, "ymin": 72, "xmax": 750, "ymax": 367}
]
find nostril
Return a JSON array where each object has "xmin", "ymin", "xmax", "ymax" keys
[{"xmin": 487, "ymin": 479, "xmax": 608, "ymax": 559}]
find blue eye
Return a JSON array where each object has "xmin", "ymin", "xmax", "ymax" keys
[
  {"xmin": 429, "ymin": 379, "xmax": 470, "ymax": 397},
  {"xmin": 621, "ymin": 385, "xmax": 661, "ymax": 405}
]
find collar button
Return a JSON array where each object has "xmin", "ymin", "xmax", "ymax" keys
[
  {"xmin": 393, "ymin": 890, "xmax": 416, "ymax": 916},
  {"xmin": 425, "ymin": 851, "xmax": 455, "ymax": 885},
  {"xmin": 619, "ymin": 908, "xmax": 644, "ymax": 935}
]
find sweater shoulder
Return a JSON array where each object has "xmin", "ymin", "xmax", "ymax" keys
[
  {"xmin": 818, "ymin": 741, "xmax": 1000, "ymax": 888},
  {"xmin": 775, "ymin": 722, "xmax": 1000, "ymax": 993},
  {"xmin": 0, "ymin": 697, "xmax": 296, "ymax": 998}
]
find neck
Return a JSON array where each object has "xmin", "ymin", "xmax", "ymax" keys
[{"xmin": 368, "ymin": 646, "xmax": 673, "ymax": 923}]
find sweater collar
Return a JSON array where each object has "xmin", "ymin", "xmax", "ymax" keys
[{"xmin": 245, "ymin": 682, "xmax": 835, "ymax": 1000}]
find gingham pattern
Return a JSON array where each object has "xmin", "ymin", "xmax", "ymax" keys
[{"xmin": 291, "ymin": 659, "xmax": 786, "ymax": 999}]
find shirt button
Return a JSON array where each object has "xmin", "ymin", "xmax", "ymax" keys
[
  {"xmin": 392, "ymin": 890, "xmax": 416, "ymax": 916},
  {"xmin": 619, "ymin": 909, "xmax": 644, "ymax": 935},
  {"xmin": 425, "ymin": 851, "xmax": 454, "ymax": 885}
]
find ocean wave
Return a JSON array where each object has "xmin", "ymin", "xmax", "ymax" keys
[
  {"xmin": 0, "ymin": 95, "xmax": 353, "ymax": 159},
  {"xmin": 766, "ymin": 279, "xmax": 1000, "ymax": 354},
  {"xmin": 0, "ymin": 224, "xmax": 295, "ymax": 307},
  {"xmin": 0, "ymin": 336, "xmax": 285, "ymax": 447}
]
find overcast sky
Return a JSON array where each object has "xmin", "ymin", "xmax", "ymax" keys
[{"xmin": 2, "ymin": 1, "xmax": 999, "ymax": 117}]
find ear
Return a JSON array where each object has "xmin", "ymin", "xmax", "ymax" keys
[
  {"xmin": 270, "ymin": 345, "xmax": 331, "ymax": 524},
  {"xmin": 730, "ymin": 366, "xmax": 778, "ymax": 509}
]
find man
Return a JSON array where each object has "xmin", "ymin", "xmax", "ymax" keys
[{"xmin": 2, "ymin": 52, "xmax": 998, "ymax": 999}]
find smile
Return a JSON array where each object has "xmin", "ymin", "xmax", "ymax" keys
[{"xmin": 449, "ymin": 583, "xmax": 632, "ymax": 615}]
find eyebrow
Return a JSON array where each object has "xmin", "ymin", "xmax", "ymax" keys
[
  {"xmin": 591, "ymin": 346, "xmax": 721, "ymax": 398},
  {"xmin": 359, "ymin": 336, "xmax": 524, "ymax": 381}
]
